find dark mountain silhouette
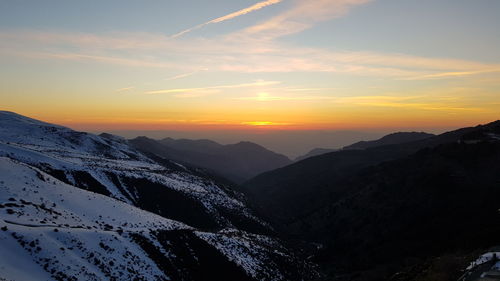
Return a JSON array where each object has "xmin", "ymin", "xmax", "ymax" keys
[
  {"xmin": 303, "ymin": 139, "xmax": 500, "ymax": 280},
  {"xmin": 342, "ymin": 131, "xmax": 435, "ymax": 150},
  {"xmin": 294, "ymin": 132, "xmax": 433, "ymax": 162},
  {"xmin": 241, "ymin": 124, "xmax": 498, "ymax": 225},
  {"xmin": 295, "ymin": 148, "xmax": 339, "ymax": 161},
  {"xmin": 242, "ymin": 120, "xmax": 500, "ymax": 280},
  {"xmin": 129, "ymin": 136, "xmax": 292, "ymax": 184}
]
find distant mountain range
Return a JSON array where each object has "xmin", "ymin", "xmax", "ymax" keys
[
  {"xmin": 0, "ymin": 111, "xmax": 317, "ymax": 281},
  {"xmin": 129, "ymin": 136, "xmax": 292, "ymax": 184},
  {"xmin": 294, "ymin": 132, "xmax": 434, "ymax": 161},
  {"xmin": 242, "ymin": 120, "xmax": 500, "ymax": 280},
  {"xmin": 342, "ymin": 131, "xmax": 435, "ymax": 150},
  {"xmin": 295, "ymin": 148, "xmax": 339, "ymax": 161}
]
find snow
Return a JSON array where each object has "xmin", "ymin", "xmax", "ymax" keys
[
  {"xmin": 487, "ymin": 133, "xmax": 500, "ymax": 140},
  {"xmin": 0, "ymin": 111, "xmax": 313, "ymax": 281},
  {"xmin": 0, "ymin": 157, "xmax": 188, "ymax": 280},
  {"xmin": 0, "ymin": 157, "xmax": 189, "ymax": 232},
  {"xmin": 0, "ymin": 111, "xmax": 266, "ymax": 229},
  {"xmin": 0, "ymin": 220, "xmax": 53, "ymax": 281},
  {"xmin": 0, "ymin": 157, "xmax": 292, "ymax": 281},
  {"xmin": 196, "ymin": 229, "xmax": 288, "ymax": 281},
  {"xmin": 466, "ymin": 252, "xmax": 500, "ymax": 270},
  {"xmin": 0, "ymin": 111, "xmax": 268, "ymax": 227}
]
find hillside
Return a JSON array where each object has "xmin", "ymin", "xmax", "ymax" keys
[
  {"xmin": 242, "ymin": 123, "xmax": 498, "ymax": 226},
  {"xmin": 0, "ymin": 111, "xmax": 318, "ymax": 281},
  {"xmin": 342, "ymin": 132, "xmax": 434, "ymax": 150},
  {"xmin": 242, "ymin": 120, "xmax": 500, "ymax": 280},
  {"xmin": 294, "ymin": 132, "xmax": 433, "ymax": 162},
  {"xmin": 305, "ymin": 139, "xmax": 500, "ymax": 280},
  {"xmin": 295, "ymin": 148, "xmax": 339, "ymax": 162}
]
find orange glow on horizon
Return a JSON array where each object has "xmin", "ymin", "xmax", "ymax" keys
[{"xmin": 41, "ymin": 115, "xmax": 500, "ymax": 133}]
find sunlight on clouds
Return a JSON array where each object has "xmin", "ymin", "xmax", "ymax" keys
[
  {"xmin": 1, "ymin": 0, "xmax": 499, "ymax": 131},
  {"xmin": 144, "ymin": 80, "xmax": 281, "ymax": 95},
  {"xmin": 165, "ymin": 70, "xmax": 202, "ymax": 81},
  {"xmin": 115, "ymin": 87, "xmax": 134, "ymax": 93},
  {"xmin": 2, "ymin": 31, "xmax": 500, "ymax": 80},
  {"xmin": 402, "ymin": 69, "xmax": 500, "ymax": 80},
  {"xmin": 239, "ymin": 0, "xmax": 372, "ymax": 39},
  {"xmin": 171, "ymin": 0, "xmax": 283, "ymax": 38},
  {"xmin": 235, "ymin": 92, "xmax": 336, "ymax": 101},
  {"xmin": 334, "ymin": 95, "xmax": 491, "ymax": 113}
]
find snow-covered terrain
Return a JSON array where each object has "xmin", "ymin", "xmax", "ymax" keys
[
  {"xmin": 0, "ymin": 111, "xmax": 318, "ymax": 281},
  {"xmin": 0, "ymin": 111, "xmax": 266, "ymax": 231}
]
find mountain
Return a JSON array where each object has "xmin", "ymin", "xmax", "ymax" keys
[
  {"xmin": 0, "ymin": 111, "xmax": 318, "ymax": 281},
  {"xmin": 293, "ymin": 132, "xmax": 433, "ymax": 162},
  {"xmin": 242, "ymin": 120, "xmax": 500, "ymax": 280},
  {"xmin": 342, "ymin": 132, "xmax": 435, "ymax": 150},
  {"xmin": 300, "ymin": 137, "xmax": 500, "ymax": 280},
  {"xmin": 295, "ymin": 148, "xmax": 339, "ymax": 162},
  {"xmin": 241, "ymin": 126, "xmax": 490, "ymax": 226},
  {"xmin": 129, "ymin": 136, "xmax": 292, "ymax": 184}
]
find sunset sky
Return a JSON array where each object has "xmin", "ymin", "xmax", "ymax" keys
[{"xmin": 1, "ymin": 0, "xmax": 500, "ymax": 155}]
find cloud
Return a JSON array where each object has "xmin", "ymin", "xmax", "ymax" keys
[
  {"xmin": 145, "ymin": 80, "xmax": 281, "ymax": 95},
  {"xmin": 402, "ymin": 69, "xmax": 500, "ymax": 80},
  {"xmin": 236, "ymin": 0, "xmax": 372, "ymax": 39},
  {"xmin": 235, "ymin": 92, "xmax": 337, "ymax": 101},
  {"xmin": 0, "ymin": 48, "xmax": 176, "ymax": 68},
  {"xmin": 115, "ymin": 87, "xmax": 134, "ymax": 92},
  {"xmin": 170, "ymin": 0, "xmax": 283, "ymax": 38},
  {"xmin": 333, "ymin": 95, "xmax": 487, "ymax": 112},
  {"xmin": 2, "ymin": 30, "xmax": 500, "ymax": 80},
  {"xmin": 165, "ymin": 70, "xmax": 203, "ymax": 81}
]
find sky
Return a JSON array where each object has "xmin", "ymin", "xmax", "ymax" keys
[{"xmin": 1, "ymin": 0, "xmax": 499, "ymax": 156}]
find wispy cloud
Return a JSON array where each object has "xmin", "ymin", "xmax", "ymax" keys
[
  {"xmin": 333, "ymin": 95, "xmax": 487, "ymax": 112},
  {"xmin": 170, "ymin": 0, "xmax": 283, "ymax": 38},
  {"xmin": 235, "ymin": 92, "xmax": 336, "ymax": 101},
  {"xmin": 2, "ymin": 30, "xmax": 500, "ymax": 80},
  {"xmin": 402, "ymin": 69, "xmax": 500, "ymax": 80},
  {"xmin": 0, "ymin": 48, "xmax": 176, "ymax": 68},
  {"xmin": 115, "ymin": 87, "xmax": 134, "ymax": 93},
  {"xmin": 145, "ymin": 80, "xmax": 281, "ymax": 95},
  {"xmin": 236, "ymin": 0, "xmax": 372, "ymax": 40},
  {"xmin": 165, "ymin": 70, "xmax": 202, "ymax": 81}
]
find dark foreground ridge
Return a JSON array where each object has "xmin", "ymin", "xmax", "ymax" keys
[{"xmin": 242, "ymin": 119, "xmax": 500, "ymax": 280}]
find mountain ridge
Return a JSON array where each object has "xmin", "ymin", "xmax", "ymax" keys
[
  {"xmin": 130, "ymin": 136, "xmax": 292, "ymax": 184},
  {"xmin": 241, "ymin": 119, "xmax": 500, "ymax": 280},
  {"xmin": 342, "ymin": 131, "xmax": 435, "ymax": 150},
  {"xmin": 0, "ymin": 111, "xmax": 319, "ymax": 281}
]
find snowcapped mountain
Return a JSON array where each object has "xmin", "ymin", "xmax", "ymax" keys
[{"xmin": 0, "ymin": 111, "xmax": 318, "ymax": 281}]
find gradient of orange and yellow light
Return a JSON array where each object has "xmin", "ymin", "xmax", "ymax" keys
[{"xmin": 1, "ymin": 0, "xmax": 500, "ymax": 133}]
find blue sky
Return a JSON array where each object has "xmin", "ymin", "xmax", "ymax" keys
[
  {"xmin": 1, "ymin": 0, "xmax": 499, "ymax": 157},
  {"xmin": 2, "ymin": 0, "xmax": 498, "ymax": 61}
]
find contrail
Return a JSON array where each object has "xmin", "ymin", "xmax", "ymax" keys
[{"xmin": 171, "ymin": 0, "xmax": 283, "ymax": 38}]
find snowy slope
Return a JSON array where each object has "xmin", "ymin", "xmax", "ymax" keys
[
  {"xmin": 0, "ymin": 111, "xmax": 266, "ymax": 232},
  {"xmin": 0, "ymin": 111, "xmax": 318, "ymax": 281}
]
